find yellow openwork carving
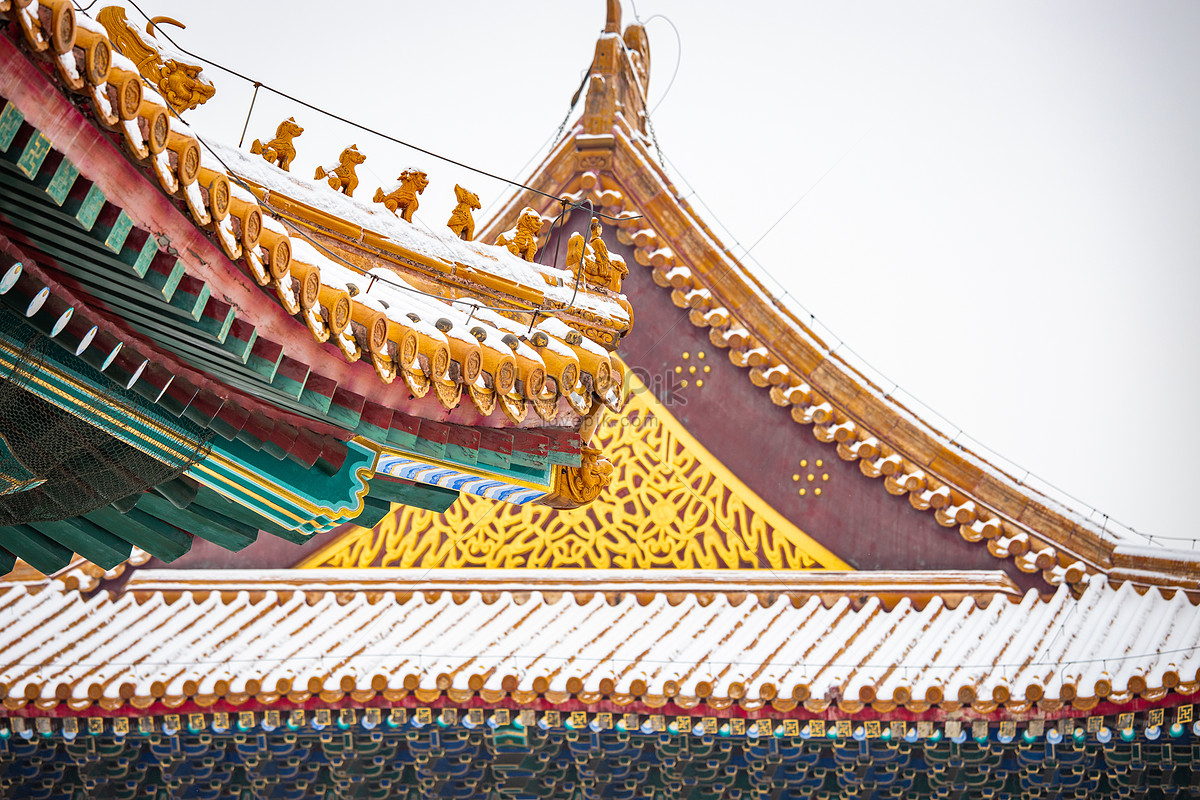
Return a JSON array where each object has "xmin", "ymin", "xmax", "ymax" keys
[{"xmin": 301, "ymin": 368, "xmax": 848, "ymax": 570}]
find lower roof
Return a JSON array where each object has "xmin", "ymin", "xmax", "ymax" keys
[{"xmin": 1, "ymin": 569, "xmax": 1196, "ymax": 719}]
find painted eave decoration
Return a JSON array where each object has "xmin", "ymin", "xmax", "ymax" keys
[{"xmin": 0, "ymin": 1, "xmax": 637, "ymax": 577}]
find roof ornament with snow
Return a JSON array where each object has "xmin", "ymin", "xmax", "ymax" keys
[
  {"xmin": 372, "ymin": 168, "xmax": 429, "ymax": 222},
  {"xmin": 494, "ymin": 207, "xmax": 544, "ymax": 262},
  {"xmin": 95, "ymin": 7, "xmax": 214, "ymax": 113},
  {"xmin": 570, "ymin": 215, "xmax": 628, "ymax": 293},
  {"xmin": 313, "ymin": 143, "xmax": 365, "ymax": 196},
  {"xmin": 249, "ymin": 117, "xmax": 304, "ymax": 172},
  {"xmin": 446, "ymin": 184, "xmax": 481, "ymax": 240}
]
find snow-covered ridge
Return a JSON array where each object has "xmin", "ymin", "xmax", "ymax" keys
[{"xmin": 205, "ymin": 140, "xmax": 631, "ymax": 326}]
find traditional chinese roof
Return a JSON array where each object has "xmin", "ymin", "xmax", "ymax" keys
[
  {"xmin": 1, "ymin": 570, "xmax": 1197, "ymax": 720},
  {"xmin": 0, "ymin": 1, "xmax": 638, "ymax": 576},
  {"xmin": 467, "ymin": 2, "xmax": 1199, "ymax": 596},
  {"xmin": 0, "ymin": 4, "xmax": 1198, "ymax": 794}
]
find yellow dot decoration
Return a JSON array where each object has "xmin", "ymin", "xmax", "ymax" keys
[
  {"xmin": 816, "ymin": 459, "xmax": 823, "ymax": 467},
  {"xmin": 822, "ymin": 473, "xmax": 829, "ymax": 481},
  {"xmin": 800, "ymin": 459, "xmax": 808, "ymax": 468},
  {"xmin": 698, "ymin": 352, "xmax": 706, "ymax": 360},
  {"xmin": 682, "ymin": 352, "xmax": 690, "ymax": 360},
  {"xmin": 807, "ymin": 474, "xmax": 815, "ymax": 482},
  {"xmin": 696, "ymin": 379, "xmax": 704, "ymax": 388},
  {"xmin": 792, "ymin": 474, "xmax": 800, "ymax": 481},
  {"xmin": 703, "ymin": 365, "xmax": 711, "ymax": 373},
  {"xmin": 689, "ymin": 366, "xmax": 696, "ymax": 374},
  {"xmin": 799, "ymin": 488, "xmax": 807, "ymax": 496},
  {"xmin": 815, "ymin": 488, "xmax": 822, "ymax": 496},
  {"xmin": 681, "ymin": 379, "xmax": 689, "ymax": 388},
  {"xmin": 675, "ymin": 366, "xmax": 682, "ymax": 374}
]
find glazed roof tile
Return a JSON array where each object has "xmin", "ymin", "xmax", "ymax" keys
[
  {"xmin": 1, "ymin": 571, "xmax": 1196, "ymax": 716},
  {"xmin": 0, "ymin": 0, "xmax": 628, "ymax": 431}
]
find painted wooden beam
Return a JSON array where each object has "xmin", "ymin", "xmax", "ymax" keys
[
  {"xmin": 28, "ymin": 517, "xmax": 132, "ymax": 570},
  {"xmin": 135, "ymin": 491, "xmax": 258, "ymax": 553},
  {"xmin": 0, "ymin": 525, "xmax": 72, "ymax": 574}
]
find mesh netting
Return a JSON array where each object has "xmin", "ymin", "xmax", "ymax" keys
[{"xmin": 0, "ymin": 321, "xmax": 211, "ymax": 527}]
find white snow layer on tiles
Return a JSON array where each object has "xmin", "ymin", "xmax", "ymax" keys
[
  {"xmin": 201, "ymin": 141, "xmax": 628, "ymax": 323},
  {"xmin": 1113, "ymin": 545, "xmax": 1200, "ymax": 568},
  {"xmin": 2, "ymin": 577, "xmax": 1199, "ymax": 703},
  {"xmin": 75, "ymin": 13, "xmax": 107, "ymax": 35}
]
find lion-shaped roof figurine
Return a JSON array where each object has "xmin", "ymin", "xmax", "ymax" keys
[
  {"xmin": 494, "ymin": 207, "xmax": 544, "ymax": 262},
  {"xmin": 372, "ymin": 169, "xmax": 430, "ymax": 223}
]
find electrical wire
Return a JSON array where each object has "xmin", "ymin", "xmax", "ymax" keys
[
  {"xmin": 744, "ymin": 125, "xmax": 873, "ymax": 255},
  {"xmin": 121, "ymin": 0, "xmax": 630, "ymax": 221},
  {"xmin": 639, "ymin": 14, "xmax": 682, "ymax": 117},
  {"xmin": 642, "ymin": 142, "xmax": 1164, "ymax": 548},
  {"xmin": 78, "ymin": 4, "xmax": 1166, "ymax": 548},
  {"xmin": 75, "ymin": 0, "xmax": 634, "ymax": 321}
]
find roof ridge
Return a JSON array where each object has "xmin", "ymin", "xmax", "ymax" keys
[{"xmin": 476, "ymin": 113, "xmax": 1200, "ymax": 593}]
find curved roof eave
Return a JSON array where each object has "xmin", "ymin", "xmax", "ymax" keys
[{"xmin": 480, "ymin": 113, "xmax": 1195, "ymax": 593}]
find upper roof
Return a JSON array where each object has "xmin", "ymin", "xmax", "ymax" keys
[
  {"xmin": 0, "ymin": 1, "xmax": 651, "ymax": 577},
  {"xmin": 466, "ymin": 2, "xmax": 1200, "ymax": 596}
]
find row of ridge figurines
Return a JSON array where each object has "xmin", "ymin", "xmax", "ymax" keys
[
  {"xmin": 81, "ymin": 7, "xmax": 627, "ymax": 291},
  {"xmin": 250, "ymin": 119, "xmax": 628, "ymax": 294}
]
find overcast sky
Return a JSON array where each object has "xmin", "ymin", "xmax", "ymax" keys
[{"xmin": 108, "ymin": 1, "xmax": 1200, "ymax": 545}]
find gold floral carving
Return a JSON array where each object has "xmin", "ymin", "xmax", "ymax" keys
[
  {"xmin": 250, "ymin": 118, "xmax": 303, "ymax": 172},
  {"xmin": 96, "ymin": 8, "xmax": 215, "ymax": 113},
  {"xmin": 300, "ymin": 367, "xmax": 849, "ymax": 571},
  {"xmin": 578, "ymin": 152, "xmax": 613, "ymax": 172}
]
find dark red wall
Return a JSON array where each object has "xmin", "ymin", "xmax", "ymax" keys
[{"xmin": 610, "ymin": 236, "xmax": 1042, "ymax": 591}]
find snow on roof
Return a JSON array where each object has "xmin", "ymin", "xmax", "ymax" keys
[
  {"xmin": 204, "ymin": 140, "xmax": 630, "ymax": 325},
  {"xmin": 1, "ymin": 572, "xmax": 1195, "ymax": 713},
  {"xmin": 487, "ymin": 110, "xmax": 1187, "ymax": 590}
]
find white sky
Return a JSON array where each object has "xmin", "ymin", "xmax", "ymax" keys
[{"xmin": 107, "ymin": 1, "xmax": 1200, "ymax": 545}]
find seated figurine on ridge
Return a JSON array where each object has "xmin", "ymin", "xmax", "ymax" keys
[
  {"xmin": 446, "ymin": 185, "xmax": 482, "ymax": 240},
  {"xmin": 250, "ymin": 117, "xmax": 304, "ymax": 172},
  {"xmin": 372, "ymin": 169, "xmax": 429, "ymax": 222},
  {"xmin": 494, "ymin": 207, "xmax": 544, "ymax": 262},
  {"xmin": 566, "ymin": 216, "xmax": 627, "ymax": 292},
  {"xmin": 314, "ymin": 145, "xmax": 365, "ymax": 197}
]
